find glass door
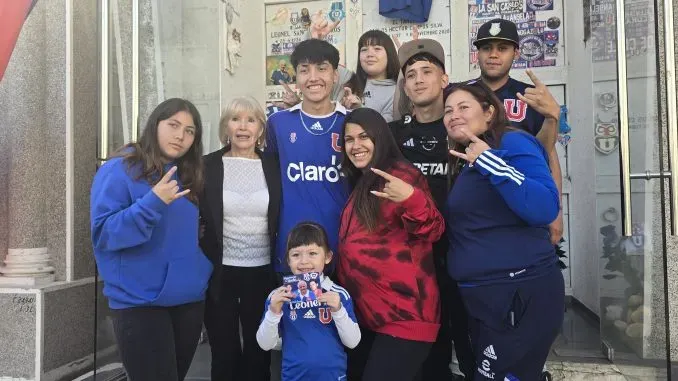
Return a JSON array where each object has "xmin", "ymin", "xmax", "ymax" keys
[
  {"xmin": 591, "ymin": 0, "xmax": 673, "ymax": 377},
  {"xmin": 95, "ymin": 0, "xmax": 221, "ymax": 379}
]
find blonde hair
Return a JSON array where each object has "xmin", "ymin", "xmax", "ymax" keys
[{"xmin": 218, "ymin": 96, "xmax": 267, "ymax": 147}]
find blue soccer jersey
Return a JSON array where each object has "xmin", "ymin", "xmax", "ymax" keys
[
  {"xmin": 494, "ymin": 77, "xmax": 546, "ymax": 137},
  {"xmin": 265, "ymin": 103, "xmax": 349, "ymax": 272},
  {"xmin": 262, "ymin": 276, "xmax": 358, "ymax": 381}
]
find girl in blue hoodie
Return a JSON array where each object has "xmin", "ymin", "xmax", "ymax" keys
[{"xmin": 90, "ymin": 98, "xmax": 213, "ymax": 381}]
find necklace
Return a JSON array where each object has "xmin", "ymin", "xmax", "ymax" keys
[{"xmin": 299, "ymin": 111, "xmax": 339, "ymax": 136}]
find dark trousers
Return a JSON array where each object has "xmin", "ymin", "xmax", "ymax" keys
[
  {"xmin": 111, "ymin": 301, "xmax": 205, "ymax": 381},
  {"xmin": 362, "ymin": 331, "xmax": 432, "ymax": 381},
  {"xmin": 347, "ymin": 329, "xmax": 431, "ymax": 381},
  {"xmin": 204, "ymin": 265, "xmax": 272, "ymax": 381},
  {"xmin": 423, "ymin": 253, "xmax": 475, "ymax": 381},
  {"xmin": 461, "ymin": 267, "xmax": 565, "ymax": 381}
]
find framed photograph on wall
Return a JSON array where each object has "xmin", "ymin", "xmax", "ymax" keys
[{"xmin": 264, "ymin": 0, "xmax": 348, "ymax": 102}]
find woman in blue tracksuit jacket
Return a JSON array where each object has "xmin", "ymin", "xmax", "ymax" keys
[
  {"xmin": 443, "ymin": 81, "xmax": 564, "ymax": 381},
  {"xmin": 90, "ymin": 98, "xmax": 213, "ymax": 381}
]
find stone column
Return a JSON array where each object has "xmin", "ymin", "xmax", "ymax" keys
[{"xmin": 0, "ymin": 2, "xmax": 54, "ymax": 286}]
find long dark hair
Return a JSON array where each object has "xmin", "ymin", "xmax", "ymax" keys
[
  {"xmin": 340, "ymin": 108, "xmax": 405, "ymax": 231},
  {"xmin": 346, "ymin": 30, "xmax": 399, "ymax": 98},
  {"xmin": 445, "ymin": 80, "xmax": 507, "ymax": 184},
  {"xmin": 112, "ymin": 98, "xmax": 204, "ymax": 203}
]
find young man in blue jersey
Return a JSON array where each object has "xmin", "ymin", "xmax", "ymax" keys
[
  {"xmin": 265, "ymin": 39, "xmax": 349, "ymax": 274},
  {"xmin": 389, "ymin": 39, "xmax": 475, "ymax": 381},
  {"xmin": 472, "ymin": 18, "xmax": 564, "ymax": 246}
]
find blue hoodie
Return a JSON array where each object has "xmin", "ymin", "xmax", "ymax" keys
[
  {"xmin": 446, "ymin": 131, "xmax": 559, "ymax": 285},
  {"xmin": 90, "ymin": 157, "xmax": 213, "ymax": 309}
]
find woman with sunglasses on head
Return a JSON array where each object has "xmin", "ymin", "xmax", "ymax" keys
[{"xmin": 443, "ymin": 81, "xmax": 563, "ymax": 381}]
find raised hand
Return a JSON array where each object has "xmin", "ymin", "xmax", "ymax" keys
[
  {"xmin": 516, "ymin": 70, "xmax": 560, "ymax": 120},
  {"xmin": 152, "ymin": 166, "xmax": 190, "ymax": 205},
  {"xmin": 341, "ymin": 87, "xmax": 362, "ymax": 110},
  {"xmin": 393, "ymin": 25, "xmax": 419, "ymax": 50},
  {"xmin": 318, "ymin": 291, "xmax": 342, "ymax": 312},
  {"xmin": 309, "ymin": 10, "xmax": 341, "ymax": 40},
  {"xmin": 269, "ymin": 286, "xmax": 294, "ymax": 315},
  {"xmin": 448, "ymin": 129, "xmax": 490, "ymax": 164},
  {"xmin": 281, "ymin": 81, "xmax": 301, "ymax": 107},
  {"xmin": 370, "ymin": 168, "xmax": 415, "ymax": 203}
]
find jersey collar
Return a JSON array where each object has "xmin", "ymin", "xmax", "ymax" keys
[{"xmin": 289, "ymin": 101, "xmax": 347, "ymax": 116}]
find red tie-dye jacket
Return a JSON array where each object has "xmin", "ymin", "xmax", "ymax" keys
[{"xmin": 337, "ymin": 161, "xmax": 444, "ymax": 342}]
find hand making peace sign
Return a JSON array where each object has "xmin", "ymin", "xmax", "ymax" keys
[
  {"xmin": 152, "ymin": 166, "xmax": 191, "ymax": 205},
  {"xmin": 370, "ymin": 168, "xmax": 414, "ymax": 203},
  {"xmin": 341, "ymin": 87, "xmax": 362, "ymax": 110},
  {"xmin": 280, "ymin": 81, "xmax": 301, "ymax": 107},
  {"xmin": 448, "ymin": 129, "xmax": 490, "ymax": 164},
  {"xmin": 516, "ymin": 70, "xmax": 560, "ymax": 121}
]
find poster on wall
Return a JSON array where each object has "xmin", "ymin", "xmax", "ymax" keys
[
  {"xmin": 468, "ymin": 0, "xmax": 565, "ymax": 71},
  {"xmin": 589, "ymin": 0, "xmax": 655, "ymax": 62},
  {"xmin": 265, "ymin": 1, "xmax": 347, "ymax": 102},
  {"xmin": 362, "ymin": 1, "xmax": 452, "ymax": 71}
]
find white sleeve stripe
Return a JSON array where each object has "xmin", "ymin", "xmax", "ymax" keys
[
  {"xmin": 476, "ymin": 155, "xmax": 523, "ymax": 185},
  {"xmin": 482, "ymin": 151, "xmax": 525, "ymax": 180},
  {"xmin": 331, "ymin": 285, "xmax": 350, "ymax": 300}
]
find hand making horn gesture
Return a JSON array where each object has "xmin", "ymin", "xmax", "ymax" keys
[
  {"xmin": 516, "ymin": 69, "xmax": 560, "ymax": 120},
  {"xmin": 152, "ymin": 166, "xmax": 190, "ymax": 205},
  {"xmin": 448, "ymin": 129, "xmax": 490, "ymax": 164},
  {"xmin": 369, "ymin": 168, "xmax": 414, "ymax": 203}
]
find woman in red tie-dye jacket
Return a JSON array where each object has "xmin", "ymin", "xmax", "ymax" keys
[{"xmin": 336, "ymin": 108, "xmax": 445, "ymax": 381}]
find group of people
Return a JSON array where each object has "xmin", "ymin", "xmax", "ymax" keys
[{"xmin": 90, "ymin": 17, "xmax": 565, "ymax": 381}]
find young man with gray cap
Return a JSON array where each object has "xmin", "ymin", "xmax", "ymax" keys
[
  {"xmin": 388, "ymin": 38, "xmax": 475, "ymax": 381},
  {"xmin": 472, "ymin": 18, "xmax": 564, "ymax": 247}
]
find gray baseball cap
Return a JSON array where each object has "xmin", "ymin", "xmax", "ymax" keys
[{"xmin": 398, "ymin": 39, "xmax": 446, "ymax": 72}]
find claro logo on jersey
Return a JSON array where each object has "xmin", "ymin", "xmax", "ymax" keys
[
  {"xmin": 286, "ymin": 133, "xmax": 342, "ymax": 183},
  {"xmin": 287, "ymin": 154, "xmax": 341, "ymax": 183}
]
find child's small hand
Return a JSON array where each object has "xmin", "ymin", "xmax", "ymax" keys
[
  {"xmin": 318, "ymin": 291, "xmax": 342, "ymax": 312},
  {"xmin": 269, "ymin": 286, "xmax": 294, "ymax": 315}
]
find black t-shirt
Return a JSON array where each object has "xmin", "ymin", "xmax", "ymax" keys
[{"xmin": 388, "ymin": 115, "xmax": 449, "ymax": 211}]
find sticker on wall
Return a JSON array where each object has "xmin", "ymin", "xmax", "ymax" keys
[
  {"xmin": 594, "ymin": 122, "xmax": 619, "ymax": 154},
  {"xmin": 598, "ymin": 92, "xmax": 617, "ymax": 111},
  {"xmin": 527, "ymin": 0, "xmax": 554, "ymax": 11},
  {"xmin": 520, "ymin": 36, "xmax": 545, "ymax": 62},
  {"xmin": 468, "ymin": 0, "xmax": 564, "ymax": 70},
  {"xmin": 547, "ymin": 16, "xmax": 561, "ymax": 29},
  {"xmin": 223, "ymin": 0, "xmax": 243, "ymax": 74}
]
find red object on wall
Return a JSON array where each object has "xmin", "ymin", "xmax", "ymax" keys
[{"xmin": 0, "ymin": 0, "xmax": 36, "ymax": 82}]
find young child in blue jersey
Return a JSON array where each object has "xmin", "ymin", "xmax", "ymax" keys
[
  {"xmin": 444, "ymin": 81, "xmax": 564, "ymax": 381},
  {"xmin": 265, "ymin": 39, "xmax": 350, "ymax": 273},
  {"xmin": 90, "ymin": 98, "xmax": 212, "ymax": 381},
  {"xmin": 256, "ymin": 222, "xmax": 361, "ymax": 381}
]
